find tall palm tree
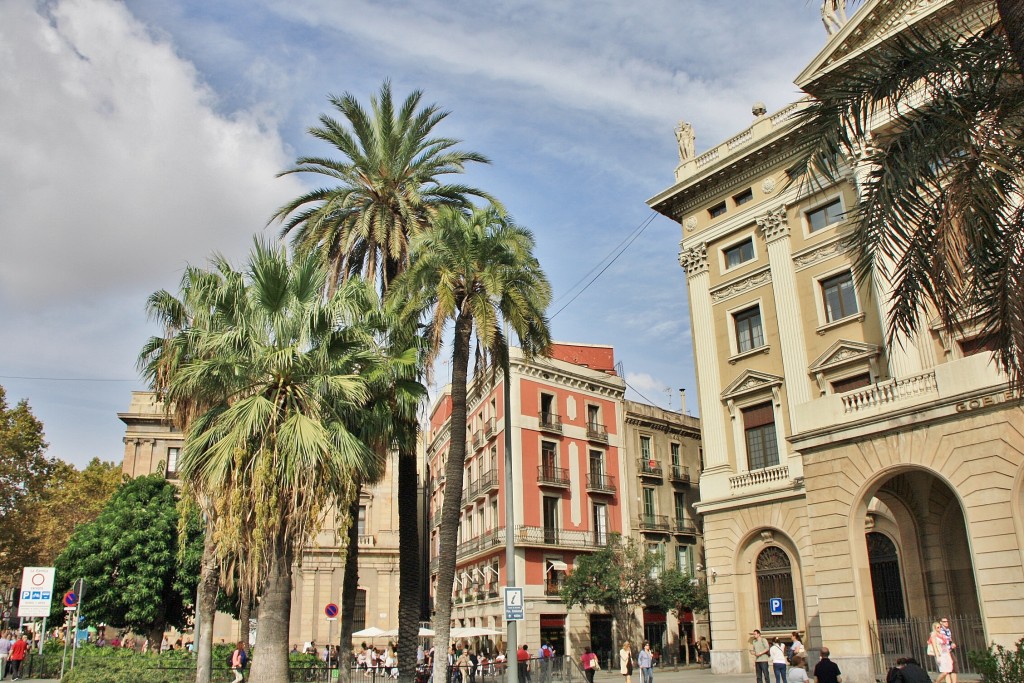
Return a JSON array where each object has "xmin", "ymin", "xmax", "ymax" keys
[
  {"xmin": 791, "ymin": 21, "xmax": 1024, "ymax": 391},
  {"xmin": 391, "ymin": 205, "xmax": 552, "ymax": 683},
  {"xmin": 161, "ymin": 239, "xmax": 384, "ymax": 683},
  {"xmin": 272, "ymin": 80, "xmax": 494, "ymax": 676}
]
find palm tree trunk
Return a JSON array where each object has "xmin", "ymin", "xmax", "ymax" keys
[
  {"xmin": 250, "ymin": 539, "xmax": 294, "ymax": 683},
  {"xmin": 432, "ymin": 314, "xmax": 474, "ymax": 683},
  {"xmin": 397, "ymin": 427, "xmax": 421, "ymax": 683},
  {"xmin": 339, "ymin": 481, "xmax": 363, "ymax": 683},
  {"xmin": 998, "ymin": 0, "xmax": 1024, "ymax": 76},
  {"xmin": 238, "ymin": 587, "xmax": 251, "ymax": 645},
  {"xmin": 195, "ymin": 528, "xmax": 220, "ymax": 683}
]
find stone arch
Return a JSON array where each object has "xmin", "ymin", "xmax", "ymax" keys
[{"xmin": 734, "ymin": 527, "xmax": 808, "ymax": 639}]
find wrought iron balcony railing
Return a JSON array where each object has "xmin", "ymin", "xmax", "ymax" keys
[
  {"xmin": 638, "ymin": 514, "xmax": 670, "ymax": 532},
  {"xmin": 638, "ymin": 459, "xmax": 664, "ymax": 478},
  {"xmin": 585, "ymin": 472, "xmax": 617, "ymax": 494},
  {"xmin": 537, "ymin": 465, "xmax": 571, "ymax": 487},
  {"xmin": 538, "ymin": 411, "xmax": 563, "ymax": 433},
  {"xmin": 586, "ymin": 422, "xmax": 608, "ymax": 443}
]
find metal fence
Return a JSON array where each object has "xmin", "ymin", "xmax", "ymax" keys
[{"xmin": 869, "ymin": 615, "xmax": 986, "ymax": 678}]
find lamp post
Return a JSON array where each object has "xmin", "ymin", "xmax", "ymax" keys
[{"xmin": 502, "ymin": 359, "xmax": 518, "ymax": 683}]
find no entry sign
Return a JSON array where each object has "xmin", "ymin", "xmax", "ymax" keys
[{"xmin": 324, "ymin": 603, "xmax": 339, "ymax": 620}]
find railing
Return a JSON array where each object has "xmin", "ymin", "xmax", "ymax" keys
[
  {"xmin": 429, "ymin": 556, "xmax": 439, "ymax": 572},
  {"xmin": 669, "ymin": 464, "xmax": 691, "ymax": 484},
  {"xmin": 638, "ymin": 458, "xmax": 664, "ymax": 477},
  {"xmin": 869, "ymin": 615, "xmax": 985, "ymax": 677},
  {"xmin": 538, "ymin": 465, "xmax": 571, "ymax": 486},
  {"xmin": 544, "ymin": 578, "xmax": 564, "ymax": 596},
  {"xmin": 485, "ymin": 417, "xmax": 496, "ymax": 437},
  {"xmin": 455, "ymin": 528, "xmax": 506, "ymax": 559},
  {"xmin": 438, "ymin": 656, "xmax": 586, "ymax": 683},
  {"xmin": 586, "ymin": 422, "xmax": 608, "ymax": 443},
  {"xmin": 729, "ymin": 464, "xmax": 790, "ymax": 490},
  {"xmin": 473, "ymin": 430, "xmax": 484, "ymax": 449},
  {"xmin": 638, "ymin": 514, "xmax": 670, "ymax": 531},
  {"xmin": 841, "ymin": 371, "xmax": 938, "ymax": 414},
  {"xmin": 515, "ymin": 525, "xmax": 604, "ymax": 549},
  {"xmin": 695, "ymin": 147, "xmax": 720, "ymax": 170},
  {"xmin": 538, "ymin": 411, "xmax": 563, "ymax": 432},
  {"xmin": 586, "ymin": 471, "xmax": 617, "ymax": 493},
  {"xmin": 673, "ymin": 519, "xmax": 698, "ymax": 535},
  {"xmin": 478, "ymin": 468, "xmax": 499, "ymax": 493},
  {"xmin": 357, "ymin": 534, "xmax": 375, "ymax": 548}
]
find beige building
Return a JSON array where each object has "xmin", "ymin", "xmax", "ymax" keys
[
  {"xmin": 119, "ymin": 391, "xmax": 409, "ymax": 647},
  {"xmin": 648, "ymin": 1, "xmax": 1022, "ymax": 681}
]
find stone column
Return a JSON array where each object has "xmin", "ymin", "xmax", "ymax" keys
[
  {"xmin": 680, "ymin": 243, "xmax": 729, "ymax": 470},
  {"xmin": 756, "ymin": 207, "xmax": 813, "ymax": 410}
]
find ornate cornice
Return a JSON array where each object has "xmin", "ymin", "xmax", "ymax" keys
[
  {"xmin": 516, "ymin": 360, "xmax": 626, "ymax": 401},
  {"xmin": 756, "ymin": 206, "xmax": 790, "ymax": 243},
  {"xmin": 793, "ymin": 233, "xmax": 857, "ymax": 271},
  {"xmin": 710, "ymin": 266, "xmax": 772, "ymax": 304},
  {"xmin": 679, "ymin": 242, "xmax": 708, "ymax": 277}
]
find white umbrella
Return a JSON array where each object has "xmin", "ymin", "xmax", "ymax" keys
[
  {"xmin": 450, "ymin": 627, "xmax": 502, "ymax": 638},
  {"xmin": 382, "ymin": 627, "xmax": 434, "ymax": 638},
  {"xmin": 353, "ymin": 626, "xmax": 390, "ymax": 638}
]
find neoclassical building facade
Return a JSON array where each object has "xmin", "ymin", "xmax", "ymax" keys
[{"xmin": 648, "ymin": 1, "xmax": 1023, "ymax": 680}]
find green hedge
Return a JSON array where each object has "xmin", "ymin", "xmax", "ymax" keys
[{"xmin": 968, "ymin": 638, "xmax": 1024, "ymax": 683}]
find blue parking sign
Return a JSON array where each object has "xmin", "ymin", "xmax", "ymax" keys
[{"xmin": 769, "ymin": 598, "xmax": 783, "ymax": 616}]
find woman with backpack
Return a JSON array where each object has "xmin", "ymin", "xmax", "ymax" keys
[{"xmin": 231, "ymin": 641, "xmax": 248, "ymax": 683}]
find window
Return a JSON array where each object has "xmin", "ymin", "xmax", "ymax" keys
[
  {"xmin": 743, "ymin": 402, "xmax": 779, "ymax": 470},
  {"xmin": 821, "ymin": 271, "xmax": 858, "ymax": 322},
  {"xmin": 589, "ymin": 449, "xmax": 604, "ymax": 476},
  {"xmin": 647, "ymin": 543, "xmax": 665, "ymax": 578},
  {"xmin": 734, "ymin": 188, "xmax": 754, "ymax": 206},
  {"xmin": 166, "ymin": 447, "xmax": 179, "ymax": 476},
  {"xmin": 670, "ymin": 443, "xmax": 681, "ymax": 468},
  {"xmin": 490, "ymin": 499, "xmax": 499, "ymax": 532},
  {"xmin": 756, "ymin": 546, "xmax": 796, "ymax": 629},
  {"xmin": 674, "ymin": 492, "xmax": 687, "ymax": 524},
  {"xmin": 724, "ymin": 238, "xmax": 755, "ymax": 269},
  {"xmin": 642, "ymin": 487, "xmax": 657, "ymax": 517},
  {"xmin": 734, "ymin": 305, "xmax": 765, "ymax": 353},
  {"xmin": 807, "ymin": 198, "xmax": 844, "ymax": 232},
  {"xmin": 357, "ymin": 505, "xmax": 367, "ymax": 537},
  {"xmin": 959, "ymin": 335, "xmax": 998, "ymax": 356},
  {"xmin": 593, "ymin": 503, "xmax": 609, "ymax": 546},
  {"xmin": 640, "ymin": 435, "xmax": 652, "ymax": 460},
  {"xmin": 709, "ymin": 201, "xmax": 727, "ymax": 218},
  {"xmin": 540, "ymin": 393, "xmax": 555, "ymax": 420},
  {"xmin": 543, "ymin": 497, "xmax": 559, "ymax": 544},
  {"xmin": 676, "ymin": 545, "xmax": 693, "ymax": 574},
  {"xmin": 541, "ymin": 441, "xmax": 558, "ymax": 479},
  {"xmin": 831, "ymin": 373, "xmax": 871, "ymax": 394}
]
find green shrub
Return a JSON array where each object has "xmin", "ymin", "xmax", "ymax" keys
[{"xmin": 968, "ymin": 638, "xmax": 1024, "ymax": 683}]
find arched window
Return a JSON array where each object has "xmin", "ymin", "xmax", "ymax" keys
[
  {"xmin": 867, "ymin": 532, "xmax": 906, "ymax": 620},
  {"xmin": 756, "ymin": 546, "xmax": 797, "ymax": 629}
]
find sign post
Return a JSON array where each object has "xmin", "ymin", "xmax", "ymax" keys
[
  {"xmin": 17, "ymin": 567, "xmax": 55, "ymax": 619},
  {"xmin": 769, "ymin": 598, "xmax": 783, "ymax": 617},
  {"xmin": 504, "ymin": 587, "xmax": 524, "ymax": 622},
  {"xmin": 325, "ymin": 603, "xmax": 339, "ymax": 671}
]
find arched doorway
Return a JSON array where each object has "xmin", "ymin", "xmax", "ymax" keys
[
  {"xmin": 755, "ymin": 546, "xmax": 796, "ymax": 630},
  {"xmin": 867, "ymin": 532, "xmax": 905, "ymax": 620}
]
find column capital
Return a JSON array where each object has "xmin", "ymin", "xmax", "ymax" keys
[
  {"xmin": 756, "ymin": 206, "xmax": 790, "ymax": 243},
  {"xmin": 679, "ymin": 242, "xmax": 708, "ymax": 277}
]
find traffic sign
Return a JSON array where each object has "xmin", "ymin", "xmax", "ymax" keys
[
  {"xmin": 18, "ymin": 567, "xmax": 56, "ymax": 618},
  {"xmin": 64, "ymin": 590, "xmax": 79, "ymax": 608},
  {"xmin": 324, "ymin": 603, "xmax": 339, "ymax": 620},
  {"xmin": 769, "ymin": 597, "xmax": 783, "ymax": 616},
  {"xmin": 504, "ymin": 587, "xmax": 524, "ymax": 621}
]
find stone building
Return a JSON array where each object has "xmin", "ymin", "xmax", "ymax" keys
[{"xmin": 647, "ymin": 1, "xmax": 1022, "ymax": 680}]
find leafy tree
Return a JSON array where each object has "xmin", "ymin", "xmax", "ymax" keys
[
  {"xmin": 792, "ymin": 19, "xmax": 1024, "ymax": 391},
  {"xmin": 166, "ymin": 240, "xmax": 382, "ymax": 683},
  {"xmin": 272, "ymin": 81, "xmax": 492, "ymax": 679},
  {"xmin": 560, "ymin": 534, "xmax": 660, "ymax": 643},
  {"xmin": 647, "ymin": 567, "xmax": 709, "ymax": 616},
  {"xmin": 52, "ymin": 473, "xmax": 202, "ymax": 646},
  {"xmin": 0, "ymin": 385, "xmax": 52, "ymax": 584},
  {"xmin": 393, "ymin": 205, "xmax": 551, "ymax": 683}
]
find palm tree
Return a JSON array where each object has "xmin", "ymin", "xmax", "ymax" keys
[
  {"xmin": 272, "ymin": 80, "xmax": 494, "ymax": 676},
  {"xmin": 791, "ymin": 20, "xmax": 1024, "ymax": 391},
  {"xmin": 161, "ymin": 239, "xmax": 384, "ymax": 683},
  {"xmin": 391, "ymin": 205, "xmax": 552, "ymax": 683}
]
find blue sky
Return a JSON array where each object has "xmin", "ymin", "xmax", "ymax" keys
[{"xmin": 0, "ymin": 0, "xmax": 836, "ymax": 468}]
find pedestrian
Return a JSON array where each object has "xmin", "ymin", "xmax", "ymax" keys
[
  {"xmin": 928, "ymin": 622, "xmax": 953, "ymax": 683},
  {"xmin": 231, "ymin": 640, "xmax": 248, "ymax": 683},
  {"xmin": 468, "ymin": 649, "xmax": 479, "ymax": 683},
  {"xmin": 787, "ymin": 655, "xmax": 809, "ymax": 683},
  {"xmin": 539, "ymin": 642, "xmax": 553, "ymax": 683},
  {"xmin": 812, "ymin": 647, "xmax": 842, "ymax": 683},
  {"xmin": 697, "ymin": 637, "xmax": 710, "ymax": 669},
  {"xmin": 581, "ymin": 646, "xmax": 600, "ymax": 683},
  {"xmin": 770, "ymin": 637, "xmax": 788, "ymax": 683},
  {"xmin": 939, "ymin": 617, "xmax": 958, "ymax": 683},
  {"xmin": 619, "ymin": 641, "xmax": 634, "ymax": 683},
  {"xmin": 7, "ymin": 634, "xmax": 28, "ymax": 681},
  {"xmin": 750, "ymin": 630, "xmax": 770, "ymax": 683},
  {"xmin": 789, "ymin": 633, "xmax": 804, "ymax": 663},
  {"xmin": 517, "ymin": 644, "xmax": 532, "ymax": 683},
  {"xmin": 890, "ymin": 657, "xmax": 930, "ymax": 683},
  {"xmin": 638, "ymin": 642, "xmax": 654, "ymax": 683},
  {"xmin": 0, "ymin": 631, "xmax": 12, "ymax": 681}
]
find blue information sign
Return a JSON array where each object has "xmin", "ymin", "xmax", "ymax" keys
[
  {"xmin": 769, "ymin": 598, "xmax": 783, "ymax": 616},
  {"xmin": 504, "ymin": 587, "xmax": 524, "ymax": 621}
]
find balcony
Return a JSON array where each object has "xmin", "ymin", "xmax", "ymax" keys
[
  {"xmin": 544, "ymin": 578, "xmax": 565, "ymax": 596},
  {"xmin": 669, "ymin": 464, "xmax": 691, "ymax": 485},
  {"xmin": 456, "ymin": 528, "xmax": 506, "ymax": 560},
  {"xmin": 429, "ymin": 556, "xmax": 439, "ymax": 572},
  {"xmin": 672, "ymin": 519, "xmax": 698, "ymax": 536},
  {"xmin": 357, "ymin": 534, "xmax": 376, "ymax": 548},
  {"xmin": 638, "ymin": 458, "xmax": 664, "ymax": 479},
  {"xmin": 586, "ymin": 422, "xmax": 608, "ymax": 443},
  {"xmin": 472, "ymin": 430, "xmax": 484, "ymax": 449},
  {"xmin": 537, "ymin": 465, "xmax": 571, "ymax": 488},
  {"xmin": 729, "ymin": 464, "xmax": 790, "ymax": 491},
  {"xmin": 478, "ymin": 468, "xmax": 499, "ymax": 495},
  {"xmin": 638, "ymin": 514, "xmax": 670, "ymax": 532},
  {"xmin": 485, "ymin": 417, "xmax": 496, "ymax": 438},
  {"xmin": 514, "ymin": 525, "xmax": 604, "ymax": 550},
  {"xmin": 538, "ymin": 411, "xmax": 563, "ymax": 433},
  {"xmin": 585, "ymin": 472, "xmax": 617, "ymax": 495}
]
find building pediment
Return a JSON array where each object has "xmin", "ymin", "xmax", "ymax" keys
[
  {"xmin": 721, "ymin": 370, "xmax": 784, "ymax": 402},
  {"xmin": 796, "ymin": 0, "xmax": 959, "ymax": 92},
  {"xmin": 809, "ymin": 339, "xmax": 880, "ymax": 374}
]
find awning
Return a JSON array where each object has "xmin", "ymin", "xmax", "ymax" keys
[{"xmin": 547, "ymin": 560, "xmax": 568, "ymax": 571}]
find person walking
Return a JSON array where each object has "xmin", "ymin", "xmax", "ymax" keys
[
  {"xmin": 697, "ymin": 637, "xmax": 710, "ymax": 669},
  {"xmin": 750, "ymin": 630, "xmax": 770, "ymax": 683},
  {"xmin": 619, "ymin": 641, "xmax": 634, "ymax": 683},
  {"xmin": 939, "ymin": 617, "xmax": 958, "ymax": 683},
  {"xmin": 812, "ymin": 647, "xmax": 842, "ymax": 683},
  {"xmin": 770, "ymin": 638, "xmax": 788, "ymax": 683},
  {"xmin": 539, "ymin": 642, "xmax": 553, "ymax": 683},
  {"xmin": 789, "ymin": 633, "xmax": 804, "ymax": 663},
  {"xmin": 638, "ymin": 642, "xmax": 654, "ymax": 683},
  {"xmin": 7, "ymin": 634, "xmax": 28, "ymax": 681},
  {"xmin": 230, "ymin": 640, "xmax": 248, "ymax": 683},
  {"xmin": 581, "ymin": 646, "xmax": 599, "ymax": 683},
  {"xmin": 0, "ymin": 631, "xmax": 12, "ymax": 681},
  {"xmin": 928, "ymin": 622, "xmax": 953, "ymax": 683},
  {"xmin": 517, "ymin": 644, "xmax": 532, "ymax": 683}
]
